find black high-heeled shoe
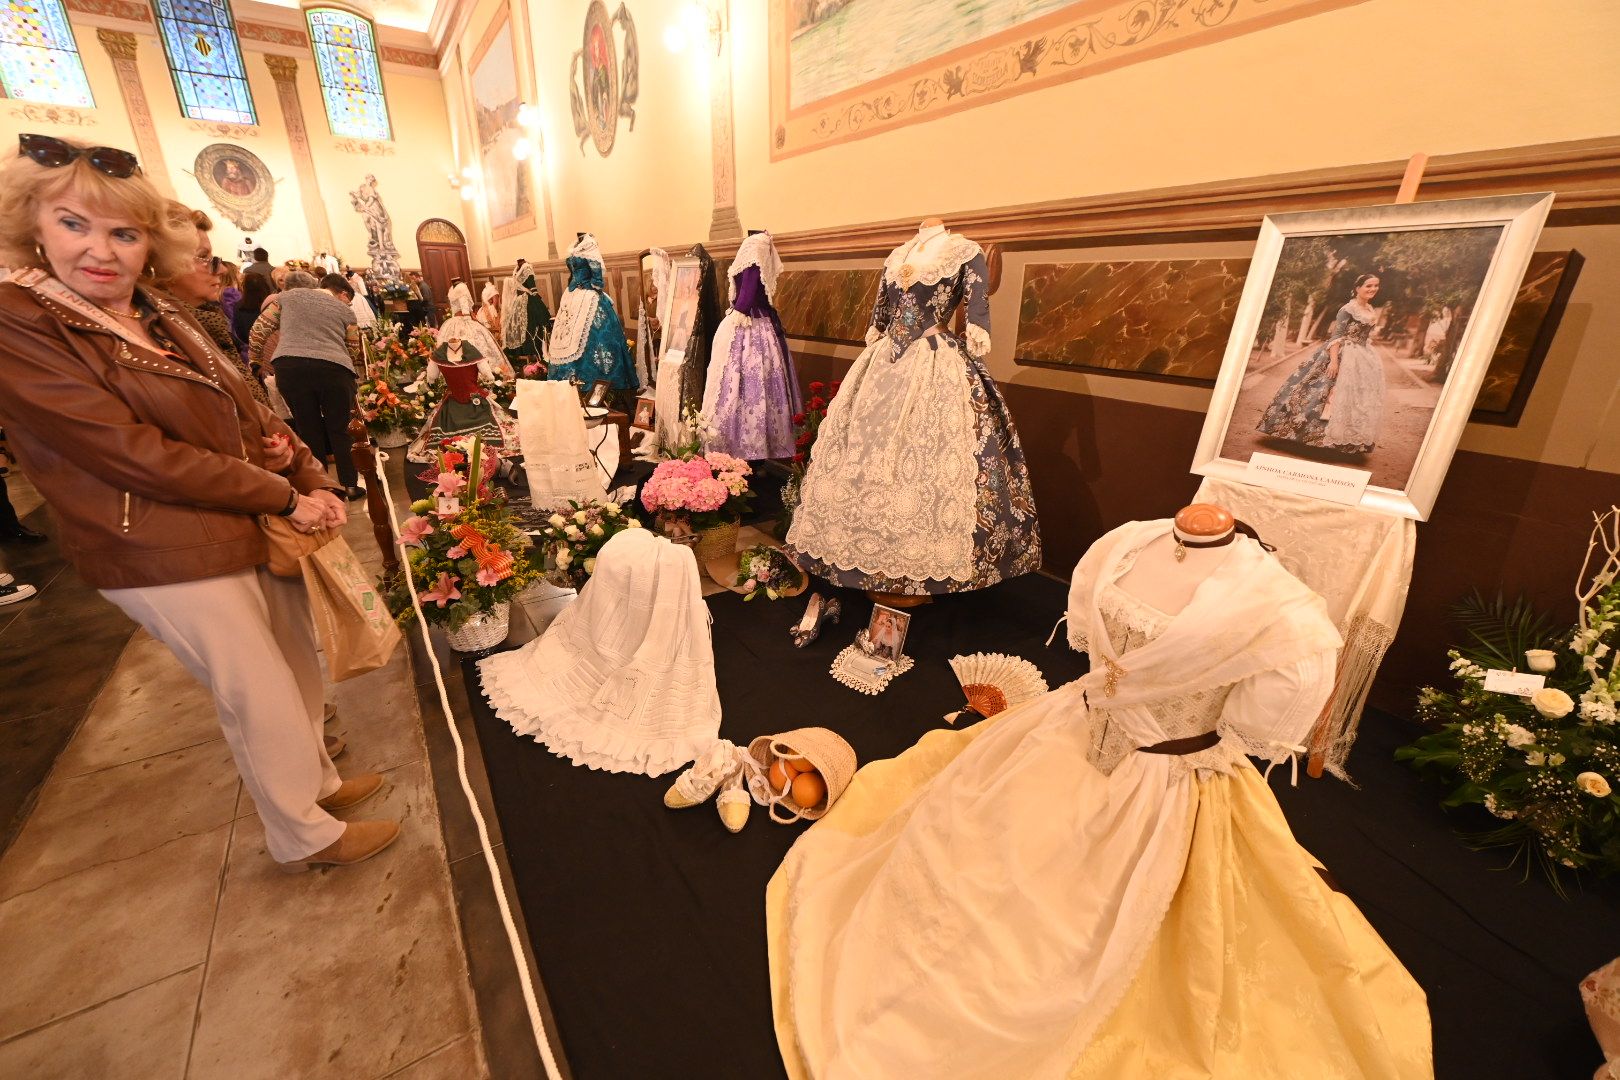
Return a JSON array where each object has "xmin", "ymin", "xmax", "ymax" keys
[{"xmin": 790, "ymin": 593, "xmax": 842, "ymax": 648}]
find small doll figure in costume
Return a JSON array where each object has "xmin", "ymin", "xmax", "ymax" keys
[
  {"xmin": 701, "ymin": 231, "xmax": 801, "ymax": 460},
  {"xmin": 502, "ymin": 258, "xmax": 553, "ymax": 373},
  {"xmin": 784, "ymin": 222, "xmax": 1041, "ymax": 595},
  {"xmin": 544, "ymin": 234, "xmax": 638, "ymax": 392},
  {"xmin": 440, "ymin": 280, "xmax": 512, "ymax": 378},
  {"xmin": 406, "ymin": 338, "xmax": 519, "ymax": 463},
  {"xmin": 1257, "ymin": 273, "xmax": 1387, "ymax": 454}
]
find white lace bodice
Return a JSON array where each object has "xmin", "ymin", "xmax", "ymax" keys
[{"xmin": 1086, "ymin": 583, "xmax": 1236, "ymax": 776}]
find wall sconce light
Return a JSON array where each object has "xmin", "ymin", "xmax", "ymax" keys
[
  {"xmin": 516, "ymin": 102, "xmax": 538, "ymax": 130},
  {"xmin": 449, "ymin": 164, "xmax": 482, "ymax": 200},
  {"xmin": 663, "ymin": 1, "xmax": 721, "ymax": 55},
  {"xmin": 512, "ymin": 137, "xmax": 532, "ymax": 161}
]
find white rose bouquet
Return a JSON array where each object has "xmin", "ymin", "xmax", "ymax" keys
[
  {"xmin": 1399, "ymin": 506, "xmax": 1620, "ymax": 883},
  {"xmin": 527, "ymin": 498, "xmax": 641, "ymax": 590}
]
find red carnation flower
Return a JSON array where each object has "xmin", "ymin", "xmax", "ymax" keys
[
  {"xmin": 807, "ymin": 396, "xmax": 827, "ymax": 411},
  {"xmin": 792, "ymin": 412, "xmax": 806, "ymax": 425},
  {"xmin": 831, "ymin": 380, "xmax": 843, "ymax": 394},
  {"xmin": 793, "ymin": 452, "xmax": 806, "ymax": 464},
  {"xmin": 808, "ymin": 380, "xmax": 827, "ymax": 394}
]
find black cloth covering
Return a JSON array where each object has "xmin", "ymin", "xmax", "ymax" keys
[{"xmin": 463, "ymin": 574, "xmax": 1620, "ymax": 1080}]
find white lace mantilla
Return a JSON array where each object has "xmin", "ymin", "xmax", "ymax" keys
[
  {"xmin": 729, "ymin": 231, "xmax": 784, "ymax": 305},
  {"xmin": 882, "ymin": 232, "xmax": 982, "ymax": 289},
  {"xmin": 786, "ymin": 333, "xmax": 977, "ymax": 582}
]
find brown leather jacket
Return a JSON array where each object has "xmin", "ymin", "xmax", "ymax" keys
[{"xmin": 0, "ymin": 271, "xmax": 337, "ymax": 589}]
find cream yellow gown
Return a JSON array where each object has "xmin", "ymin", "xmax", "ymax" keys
[{"xmin": 766, "ymin": 522, "xmax": 1432, "ymax": 1079}]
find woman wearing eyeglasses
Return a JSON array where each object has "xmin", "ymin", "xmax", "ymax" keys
[
  {"xmin": 0, "ymin": 134, "xmax": 400, "ymax": 872},
  {"xmin": 156, "ymin": 205, "xmax": 269, "ymax": 407}
]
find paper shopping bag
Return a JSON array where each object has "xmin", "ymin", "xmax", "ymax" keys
[{"xmin": 300, "ymin": 536, "xmax": 401, "ymax": 681}]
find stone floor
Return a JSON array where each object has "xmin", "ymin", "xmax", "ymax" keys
[{"xmin": 0, "ymin": 467, "xmax": 497, "ymax": 1080}]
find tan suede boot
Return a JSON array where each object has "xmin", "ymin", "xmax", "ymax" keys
[
  {"xmin": 324, "ymin": 734, "xmax": 346, "ymax": 759},
  {"xmin": 278, "ymin": 820, "xmax": 400, "ymax": 873},
  {"xmin": 317, "ymin": 772, "xmax": 384, "ymax": 812}
]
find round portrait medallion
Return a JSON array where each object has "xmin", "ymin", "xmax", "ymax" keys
[{"xmin": 581, "ymin": 0, "xmax": 619, "ymax": 157}]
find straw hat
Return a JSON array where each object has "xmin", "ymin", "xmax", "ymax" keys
[
  {"xmin": 746, "ymin": 727, "xmax": 856, "ymax": 822},
  {"xmin": 704, "ymin": 539, "xmax": 809, "ymax": 598}
]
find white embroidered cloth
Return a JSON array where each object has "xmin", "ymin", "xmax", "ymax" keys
[
  {"xmin": 516, "ymin": 379, "xmax": 603, "ymax": 506},
  {"xmin": 479, "ymin": 528, "xmax": 721, "ymax": 777}
]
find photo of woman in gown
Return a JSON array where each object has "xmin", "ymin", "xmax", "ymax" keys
[{"xmin": 1256, "ymin": 274, "xmax": 1386, "ymax": 454}]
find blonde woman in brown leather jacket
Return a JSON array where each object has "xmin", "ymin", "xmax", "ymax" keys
[{"xmin": 0, "ymin": 135, "xmax": 398, "ymax": 872}]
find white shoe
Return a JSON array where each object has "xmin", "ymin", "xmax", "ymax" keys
[
  {"xmin": 0, "ymin": 578, "xmax": 35, "ymax": 605},
  {"xmin": 663, "ymin": 740, "xmax": 740, "ymax": 809}
]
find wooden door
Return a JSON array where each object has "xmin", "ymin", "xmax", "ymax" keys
[{"xmin": 415, "ymin": 219, "xmax": 471, "ymax": 322}]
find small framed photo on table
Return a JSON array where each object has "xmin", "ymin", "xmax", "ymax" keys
[
  {"xmin": 585, "ymin": 380, "xmax": 612, "ymax": 409},
  {"xmin": 864, "ymin": 604, "xmax": 911, "ymax": 662},
  {"xmin": 632, "ymin": 395, "xmax": 657, "ymax": 431}
]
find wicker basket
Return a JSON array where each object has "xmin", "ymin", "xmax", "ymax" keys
[
  {"xmin": 444, "ymin": 601, "xmax": 510, "ymax": 652},
  {"xmin": 374, "ymin": 428, "xmax": 411, "ymax": 448},
  {"xmin": 693, "ymin": 519, "xmax": 741, "ymax": 563},
  {"xmin": 746, "ymin": 727, "xmax": 857, "ymax": 823}
]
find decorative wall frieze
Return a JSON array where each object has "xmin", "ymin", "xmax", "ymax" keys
[
  {"xmin": 66, "ymin": 0, "xmax": 150, "ymax": 24},
  {"xmin": 238, "ymin": 21, "xmax": 310, "ymax": 49},
  {"xmin": 188, "ymin": 120, "xmax": 258, "ymax": 139},
  {"xmin": 333, "ymin": 138, "xmax": 397, "ymax": 156},
  {"xmin": 96, "ymin": 29, "xmax": 172, "ymax": 195},
  {"xmin": 380, "ymin": 44, "xmax": 438, "ymax": 69},
  {"xmin": 10, "ymin": 103, "xmax": 96, "ymax": 126}
]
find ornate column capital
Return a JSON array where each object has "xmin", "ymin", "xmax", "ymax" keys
[
  {"xmin": 265, "ymin": 54, "xmax": 299, "ymax": 83},
  {"xmin": 95, "ymin": 28, "xmax": 139, "ymax": 61}
]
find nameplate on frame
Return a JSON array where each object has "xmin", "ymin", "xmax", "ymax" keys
[{"xmin": 1244, "ymin": 452, "xmax": 1371, "ymax": 506}]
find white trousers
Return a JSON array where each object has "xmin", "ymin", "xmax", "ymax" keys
[{"xmin": 102, "ymin": 566, "xmax": 345, "ymax": 862}]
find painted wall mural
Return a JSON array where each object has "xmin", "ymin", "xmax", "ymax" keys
[
  {"xmin": 191, "ymin": 142, "xmax": 275, "ymax": 231},
  {"xmin": 1014, "ymin": 251, "xmax": 1583, "ymax": 427},
  {"xmin": 769, "ymin": 0, "xmax": 1368, "ymax": 159},
  {"xmin": 774, "ymin": 267, "xmax": 883, "ymax": 344},
  {"xmin": 470, "ymin": 3, "xmax": 535, "ymax": 239},
  {"xmin": 568, "ymin": 0, "xmax": 639, "ymax": 156}
]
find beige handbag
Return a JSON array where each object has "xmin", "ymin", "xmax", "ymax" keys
[
  {"xmin": 259, "ymin": 513, "xmax": 336, "ymax": 577},
  {"xmin": 745, "ymin": 728, "xmax": 857, "ymax": 824}
]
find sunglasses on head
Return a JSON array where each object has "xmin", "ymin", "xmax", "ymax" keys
[{"xmin": 18, "ymin": 133, "xmax": 141, "ymax": 179}]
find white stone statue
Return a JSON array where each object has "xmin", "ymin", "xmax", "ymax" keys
[{"xmin": 349, "ymin": 174, "xmax": 401, "ymax": 281}]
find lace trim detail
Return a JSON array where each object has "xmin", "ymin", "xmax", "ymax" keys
[
  {"xmin": 545, "ymin": 288, "xmax": 600, "ymax": 365},
  {"xmin": 786, "ymin": 334, "xmax": 978, "ymax": 582},
  {"xmin": 882, "ymin": 234, "xmax": 982, "ymax": 289},
  {"xmin": 728, "ymin": 231, "xmax": 783, "ymax": 305},
  {"xmin": 568, "ymin": 233, "xmax": 604, "ymax": 267},
  {"xmin": 964, "ymin": 323, "xmax": 991, "ymax": 359},
  {"xmin": 864, "ymin": 325, "xmax": 883, "ymax": 346}
]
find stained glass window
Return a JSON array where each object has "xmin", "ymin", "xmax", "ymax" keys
[
  {"xmin": 152, "ymin": 0, "xmax": 255, "ymax": 125},
  {"xmin": 0, "ymin": 0, "xmax": 95, "ymax": 108},
  {"xmin": 305, "ymin": 8, "xmax": 391, "ymax": 141}
]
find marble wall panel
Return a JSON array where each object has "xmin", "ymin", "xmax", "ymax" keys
[
  {"xmin": 775, "ymin": 268, "xmax": 882, "ymax": 345},
  {"xmin": 1014, "ymin": 252, "xmax": 1582, "ymax": 425}
]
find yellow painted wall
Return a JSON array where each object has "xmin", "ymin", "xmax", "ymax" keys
[{"xmin": 0, "ymin": 15, "xmax": 466, "ymax": 273}]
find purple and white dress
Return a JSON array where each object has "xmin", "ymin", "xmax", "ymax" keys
[{"xmin": 702, "ymin": 232, "xmax": 801, "ymax": 460}]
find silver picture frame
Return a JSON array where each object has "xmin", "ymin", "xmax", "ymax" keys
[{"xmin": 1191, "ymin": 192, "xmax": 1553, "ymax": 520}]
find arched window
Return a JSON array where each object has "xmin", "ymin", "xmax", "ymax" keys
[
  {"xmin": 305, "ymin": 7, "xmax": 391, "ymax": 140},
  {"xmin": 0, "ymin": 0, "xmax": 94, "ymax": 108},
  {"xmin": 152, "ymin": 0, "xmax": 255, "ymax": 125}
]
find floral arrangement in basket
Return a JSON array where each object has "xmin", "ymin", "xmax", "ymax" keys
[
  {"xmin": 641, "ymin": 451, "xmax": 753, "ymax": 535},
  {"xmin": 780, "ymin": 380, "xmax": 838, "ymax": 535},
  {"xmin": 357, "ymin": 377, "xmax": 427, "ymax": 437},
  {"xmin": 734, "ymin": 544, "xmax": 804, "ymax": 601},
  {"xmin": 1398, "ymin": 506, "xmax": 1620, "ymax": 884},
  {"xmin": 382, "ymin": 436, "xmax": 540, "ymax": 632},
  {"xmin": 528, "ymin": 499, "xmax": 643, "ymax": 590}
]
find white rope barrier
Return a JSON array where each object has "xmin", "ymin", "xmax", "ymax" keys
[{"xmin": 372, "ymin": 452, "xmax": 565, "ymax": 1080}]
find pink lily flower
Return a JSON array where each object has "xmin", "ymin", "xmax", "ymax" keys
[
  {"xmin": 420, "ymin": 571, "xmax": 462, "ymax": 607},
  {"xmin": 399, "ymin": 516, "xmax": 434, "ymax": 547},
  {"xmin": 434, "ymin": 471, "xmax": 467, "ymax": 497}
]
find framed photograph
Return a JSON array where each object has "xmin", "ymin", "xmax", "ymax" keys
[
  {"xmin": 864, "ymin": 604, "xmax": 911, "ymax": 663},
  {"xmin": 1192, "ymin": 192, "xmax": 1553, "ymax": 520},
  {"xmin": 585, "ymin": 380, "xmax": 611, "ymax": 409},
  {"xmin": 661, "ymin": 257, "xmax": 702, "ymax": 358},
  {"xmin": 631, "ymin": 395, "xmax": 656, "ymax": 431}
]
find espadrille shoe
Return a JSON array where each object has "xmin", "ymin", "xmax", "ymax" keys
[
  {"xmin": 663, "ymin": 740, "xmax": 740, "ymax": 809},
  {"xmin": 716, "ymin": 772, "xmax": 751, "ymax": 834}
]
